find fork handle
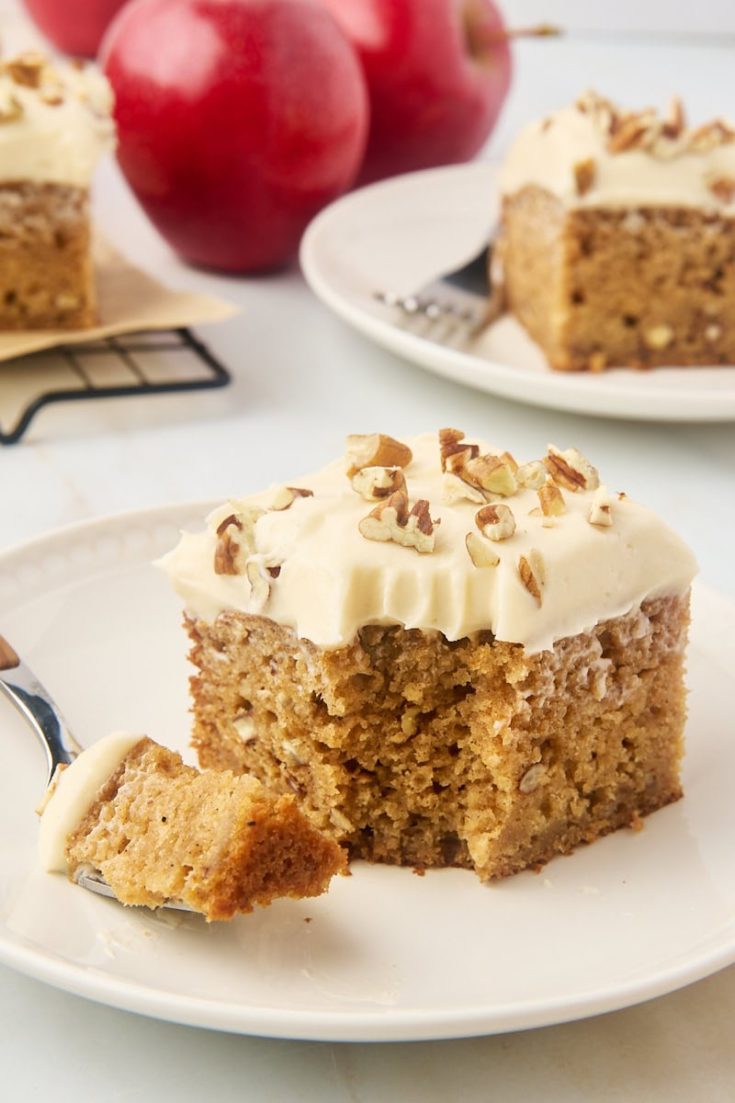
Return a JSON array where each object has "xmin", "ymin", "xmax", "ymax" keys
[{"xmin": 0, "ymin": 634, "xmax": 81, "ymax": 781}]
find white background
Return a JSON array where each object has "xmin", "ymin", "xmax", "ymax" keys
[{"xmin": 1, "ymin": 1, "xmax": 735, "ymax": 1100}]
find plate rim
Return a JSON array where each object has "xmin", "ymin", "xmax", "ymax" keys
[
  {"xmin": 300, "ymin": 161, "xmax": 735, "ymax": 424},
  {"xmin": 1, "ymin": 501, "xmax": 734, "ymax": 1042}
]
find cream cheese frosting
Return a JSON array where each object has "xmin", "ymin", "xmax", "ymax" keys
[
  {"xmin": 0, "ymin": 52, "xmax": 114, "ymax": 187},
  {"xmin": 158, "ymin": 432, "xmax": 697, "ymax": 654},
  {"xmin": 499, "ymin": 93, "xmax": 735, "ymax": 213},
  {"xmin": 38, "ymin": 732, "xmax": 143, "ymax": 873}
]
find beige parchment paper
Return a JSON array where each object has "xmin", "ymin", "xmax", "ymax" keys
[{"xmin": 0, "ymin": 236, "xmax": 239, "ymax": 363}]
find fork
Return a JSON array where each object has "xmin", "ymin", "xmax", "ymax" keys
[
  {"xmin": 0, "ymin": 634, "xmax": 190, "ymax": 911},
  {"xmin": 374, "ymin": 240, "xmax": 503, "ymax": 343}
]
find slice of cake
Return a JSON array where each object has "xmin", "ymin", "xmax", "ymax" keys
[
  {"xmin": 0, "ymin": 51, "xmax": 114, "ymax": 330},
  {"xmin": 159, "ymin": 431, "xmax": 697, "ymax": 881},
  {"xmin": 38, "ymin": 733, "xmax": 346, "ymax": 920},
  {"xmin": 495, "ymin": 92, "xmax": 735, "ymax": 371}
]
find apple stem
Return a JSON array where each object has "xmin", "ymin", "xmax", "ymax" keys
[{"xmin": 485, "ymin": 23, "xmax": 563, "ymax": 46}]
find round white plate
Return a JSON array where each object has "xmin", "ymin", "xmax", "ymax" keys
[
  {"xmin": 301, "ymin": 163, "xmax": 735, "ymax": 422},
  {"xmin": 1, "ymin": 505, "xmax": 734, "ymax": 1042}
]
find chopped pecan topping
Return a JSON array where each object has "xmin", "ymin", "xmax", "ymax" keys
[
  {"xmin": 358, "ymin": 488, "xmax": 437, "ymax": 553},
  {"xmin": 537, "ymin": 480, "xmax": 565, "ymax": 523},
  {"xmin": 707, "ymin": 174, "xmax": 735, "ymax": 203},
  {"xmin": 689, "ymin": 119, "xmax": 735, "ymax": 152},
  {"xmin": 518, "ymin": 550, "xmax": 545, "ymax": 606},
  {"xmin": 439, "ymin": 429, "xmax": 516, "ymax": 496},
  {"xmin": 662, "ymin": 95, "xmax": 686, "ymax": 139},
  {"xmin": 544, "ymin": 445, "xmax": 599, "ymax": 492},
  {"xmin": 0, "ymin": 95, "xmax": 22, "ymax": 124},
  {"xmin": 463, "ymin": 453, "xmax": 517, "ymax": 497},
  {"xmin": 516, "ymin": 460, "xmax": 547, "ymax": 491},
  {"xmin": 465, "ymin": 531, "xmax": 500, "ymax": 568},
  {"xmin": 441, "ymin": 472, "xmax": 487, "ymax": 506},
  {"xmin": 5, "ymin": 52, "xmax": 46, "ymax": 88},
  {"xmin": 607, "ymin": 111, "xmax": 659, "ymax": 153},
  {"xmin": 39, "ymin": 89, "xmax": 64, "ymax": 107},
  {"xmin": 213, "ymin": 506, "xmax": 263, "ymax": 575},
  {"xmin": 214, "ymin": 515, "xmax": 242, "ymax": 575},
  {"xmin": 346, "ymin": 433, "xmax": 412, "ymax": 477},
  {"xmin": 439, "ymin": 427, "xmax": 479, "ymax": 471},
  {"xmin": 574, "ymin": 157, "xmax": 597, "ymax": 196},
  {"xmin": 268, "ymin": 486, "xmax": 313, "ymax": 511},
  {"xmin": 588, "ymin": 487, "xmax": 613, "ymax": 527},
  {"xmin": 576, "ymin": 90, "xmax": 617, "ymax": 134},
  {"xmin": 475, "ymin": 503, "xmax": 516, "ymax": 541},
  {"xmin": 351, "ymin": 466, "xmax": 407, "ymax": 501},
  {"xmin": 245, "ymin": 558, "xmax": 270, "ymax": 612}
]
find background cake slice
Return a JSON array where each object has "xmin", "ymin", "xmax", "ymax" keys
[
  {"xmin": 160, "ymin": 431, "xmax": 697, "ymax": 882},
  {"xmin": 38, "ymin": 733, "xmax": 346, "ymax": 920},
  {"xmin": 0, "ymin": 51, "xmax": 114, "ymax": 330},
  {"xmin": 495, "ymin": 92, "xmax": 735, "ymax": 371}
]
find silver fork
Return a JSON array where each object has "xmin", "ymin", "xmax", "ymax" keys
[
  {"xmin": 0, "ymin": 633, "xmax": 190, "ymax": 911},
  {"xmin": 374, "ymin": 240, "xmax": 502, "ymax": 344}
]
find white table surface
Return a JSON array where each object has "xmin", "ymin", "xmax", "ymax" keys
[{"xmin": 1, "ymin": 4, "xmax": 734, "ymax": 1099}]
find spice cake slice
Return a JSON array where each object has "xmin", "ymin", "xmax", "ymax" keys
[
  {"xmin": 0, "ymin": 51, "xmax": 114, "ymax": 330},
  {"xmin": 160, "ymin": 431, "xmax": 697, "ymax": 880},
  {"xmin": 495, "ymin": 92, "xmax": 735, "ymax": 371},
  {"xmin": 38, "ymin": 733, "xmax": 346, "ymax": 920}
]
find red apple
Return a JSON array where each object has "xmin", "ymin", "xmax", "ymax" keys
[
  {"xmin": 100, "ymin": 0, "xmax": 369, "ymax": 271},
  {"xmin": 22, "ymin": 0, "xmax": 130, "ymax": 57},
  {"xmin": 317, "ymin": 0, "xmax": 512, "ymax": 184}
]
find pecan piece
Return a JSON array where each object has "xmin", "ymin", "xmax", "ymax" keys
[
  {"xmin": 351, "ymin": 466, "xmax": 407, "ymax": 501},
  {"xmin": 707, "ymin": 175, "xmax": 735, "ymax": 203},
  {"xmin": 544, "ymin": 445, "xmax": 599, "ymax": 492},
  {"xmin": 441, "ymin": 472, "xmax": 487, "ymax": 506},
  {"xmin": 537, "ymin": 480, "xmax": 565, "ymax": 524},
  {"xmin": 245, "ymin": 558, "xmax": 270, "ymax": 612},
  {"xmin": 689, "ymin": 119, "xmax": 735, "ymax": 152},
  {"xmin": 518, "ymin": 550, "xmax": 545, "ymax": 606},
  {"xmin": 213, "ymin": 506, "xmax": 263, "ymax": 574},
  {"xmin": 346, "ymin": 433, "xmax": 412, "ymax": 477},
  {"xmin": 268, "ymin": 486, "xmax": 313, "ymax": 511},
  {"xmin": 516, "ymin": 460, "xmax": 547, "ymax": 491},
  {"xmin": 465, "ymin": 531, "xmax": 500, "ymax": 568},
  {"xmin": 439, "ymin": 427, "xmax": 479, "ymax": 471},
  {"xmin": 475, "ymin": 503, "xmax": 515, "ymax": 541},
  {"xmin": 588, "ymin": 487, "xmax": 613, "ymax": 527},
  {"xmin": 0, "ymin": 94, "xmax": 22, "ymax": 124},
  {"xmin": 358, "ymin": 489, "xmax": 437, "ymax": 553},
  {"xmin": 463, "ymin": 454, "xmax": 517, "ymax": 497},
  {"xmin": 5, "ymin": 52, "xmax": 45, "ymax": 88},
  {"xmin": 662, "ymin": 95, "xmax": 686, "ymax": 139},
  {"xmin": 574, "ymin": 157, "xmax": 597, "ymax": 196}
]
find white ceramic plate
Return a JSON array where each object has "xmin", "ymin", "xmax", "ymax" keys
[
  {"xmin": 301, "ymin": 163, "xmax": 735, "ymax": 422},
  {"xmin": 1, "ymin": 504, "xmax": 734, "ymax": 1042}
]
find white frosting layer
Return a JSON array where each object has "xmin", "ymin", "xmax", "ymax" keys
[
  {"xmin": 158, "ymin": 433, "xmax": 697, "ymax": 654},
  {"xmin": 499, "ymin": 99, "xmax": 735, "ymax": 212},
  {"xmin": 0, "ymin": 54, "xmax": 114, "ymax": 186},
  {"xmin": 38, "ymin": 733, "xmax": 143, "ymax": 873}
]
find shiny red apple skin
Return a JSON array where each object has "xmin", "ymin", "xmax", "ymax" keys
[
  {"xmin": 22, "ymin": 0, "xmax": 130, "ymax": 57},
  {"xmin": 100, "ymin": 0, "xmax": 369, "ymax": 271},
  {"xmin": 317, "ymin": 0, "xmax": 512, "ymax": 184}
]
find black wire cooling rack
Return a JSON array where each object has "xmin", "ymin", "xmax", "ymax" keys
[{"xmin": 0, "ymin": 327, "xmax": 231, "ymax": 445}]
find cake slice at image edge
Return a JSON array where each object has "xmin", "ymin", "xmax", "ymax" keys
[
  {"xmin": 159, "ymin": 430, "xmax": 698, "ymax": 881},
  {"xmin": 38, "ymin": 733, "xmax": 347, "ymax": 921},
  {"xmin": 0, "ymin": 51, "xmax": 114, "ymax": 330},
  {"xmin": 495, "ymin": 91, "xmax": 735, "ymax": 371}
]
